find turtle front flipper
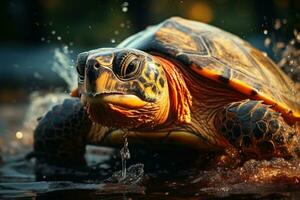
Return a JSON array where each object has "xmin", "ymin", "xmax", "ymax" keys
[
  {"xmin": 215, "ymin": 100, "xmax": 299, "ymax": 160},
  {"xmin": 34, "ymin": 98, "xmax": 92, "ymax": 168}
]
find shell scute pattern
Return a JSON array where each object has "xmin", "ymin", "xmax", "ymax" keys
[{"xmin": 118, "ymin": 17, "xmax": 300, "ymax": 120}]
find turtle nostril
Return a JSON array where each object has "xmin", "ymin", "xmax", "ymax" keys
[{"xmin": 94, "ymin": 63, "xmax": 100, "ymax": 69}]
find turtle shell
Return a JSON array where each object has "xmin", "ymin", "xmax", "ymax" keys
[{"xmin": 118, "ymin": 17, "xmax": 300, "ymax": 122}]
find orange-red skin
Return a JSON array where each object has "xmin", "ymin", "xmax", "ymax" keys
[{"xmin": 191, "ymin": 64, "xmax": 300, "ymax": 124}]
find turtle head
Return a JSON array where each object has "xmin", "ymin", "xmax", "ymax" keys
[{"xmin": 76, "ymin": 48, "xmax": 171, "ymax": 129}]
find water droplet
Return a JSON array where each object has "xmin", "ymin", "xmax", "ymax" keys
[
  {"xmin": 263, "ymin": 30, "xmax": 268, "ymax": 35},
  {"xmin": 63, "ymin": 45, "xmax": 68, "ymax": 51},
  {"xmin": 264, "ymin": 38, "xmax": 271, "ymax": 47},
  {"xmin": 51, "ymin": 30, "xmax": 56, "ymax": 35},
  {"xmin": 16, "ymin": 131, "xmax": 23, "ymax": 140},
  {"xmin": 122, "ymin": 2, "xmax": 129, "ymax": 7},
  {"xmin": 57, "ymin": 36, "xmax": 62, "ymax": 41},
  {"xmin": 114, "ymin": 30, "xmax": 119, "ymax": 35},
  {"xmin": 111, "ymin": 38, "xmax": 116, "ymax": 43},
  {"xmin": 88, "ymin": 25, "xmax": 92, "ymax": 29},
  {"xmin": 274, "ymin": 19, "xmax": 281, "ymax": 30},
  {"xmin": 122, "ymin": 7, "xmax": 128, "ymax": 12},
  {"xmin": 41, "ymin": 37, "xmax": 45, "ymax": 42},
  {"xmin": 290, "ymin": 39, "xmax": 295, "ymax": 45},
  {"xmin": 120, "ymin": 23, "xmax": 125, "ymax": 28},
  {"xmin": 121, "ymin": 1, "xmax": 129, "ymax": 12}
]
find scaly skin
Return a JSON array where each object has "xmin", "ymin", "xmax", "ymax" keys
[
  {"xmin": 215, "ymin": 100, "xmax": 299, "ymax": 160},
  {"xmin": 34, "ymin": 98, "xmax": 92, "ymax": 167}
]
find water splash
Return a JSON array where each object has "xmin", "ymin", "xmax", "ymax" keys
[
  {"xmin": 120, "ymin": 136, "xmax": 131, "ymax": 180},
  {"xmin": 52, "ymin": 47, "xmax": 77, "ymax": 91},
  {"xmin": 277, "ymin": 30, "xmax": 300, "ymax": 83},
  {"xmin": 108, "ymin": 164, "xmax": 144, "ymax": 185},
  {"xmin": 263, "ymin": 19, "xmax": 300, "ymax": 83},
  {"xmin": 187, "ymin": 158, "xmax": 300, "ymax": 197},
  {"xmin": 106, "ymin": 131, "xmax": 145, "ymax": 184}
]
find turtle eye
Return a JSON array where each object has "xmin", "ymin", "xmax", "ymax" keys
[{"xmin": 117, "ymin": 55, "xmax": 141, "ymax": 79}]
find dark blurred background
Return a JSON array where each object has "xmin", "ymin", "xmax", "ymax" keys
[{"xmin": 0, "ymin": 0, "xmax": 299, "ymax": 102}]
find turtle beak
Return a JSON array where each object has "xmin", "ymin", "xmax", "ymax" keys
[
  {"xmin": 84, "ymin": 57, "xmax": 128, "ymax": 97},
  {"xmin": 82, "ymin": 56, "xmax": 147, "ymax": 108}
]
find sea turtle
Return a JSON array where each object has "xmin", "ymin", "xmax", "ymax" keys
[{"xmin": 34, "ymin": 17, "xmax": 300, "ymax": 168}]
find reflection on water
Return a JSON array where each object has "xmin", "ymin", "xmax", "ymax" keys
[
  {"xmin": 1, "ymin": 27, "xmax": 300, "ymax": 200},
  {"xmin": 1, "ymin": 151, "xmax": 300, "ymax": 199}
]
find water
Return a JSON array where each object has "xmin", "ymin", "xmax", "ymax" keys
[
  {"xmin": 120, "ymin": 136, "xmax": 131, "ymax": 181},
  {"xmin": 264, "ymin": 19, "xmax": 300, "ymax": 83},
  {"xmin": 52, "ymin": 47, "xmax": 77, "ymax": 91},
  {"xmin": 1, "ymin": 29, "xmax": 300, "ymax": 199}
]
